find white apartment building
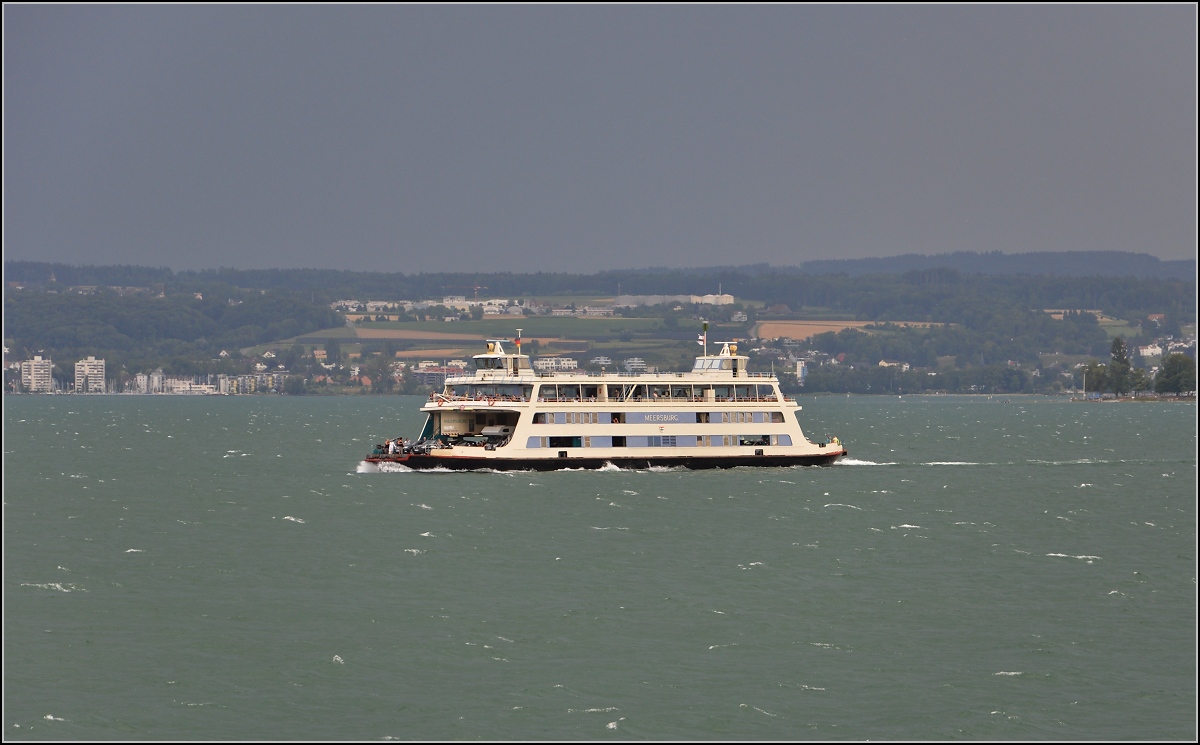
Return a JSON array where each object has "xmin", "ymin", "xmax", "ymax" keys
[
  {"xmin": 532, "ymin": 357, "xmax": 578, "ymax": 371},
  {"xmin": 21, "ymin": 355, "xmax": 54, "ymax": 392},
  {"xmin": 75, "ymin": 356, "xmax": 106, "ymax": 393}
]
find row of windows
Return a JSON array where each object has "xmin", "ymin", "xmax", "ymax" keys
[
  {"xmin": 445, "ymin": 383, "xmax": 780, "ymax": 400},
  {"xmin": 526, "ymin": 434, "xmax": 793, "ymax": 449},
  {"xmin": 531, "ymin": 411, "xmax": 787, "ymax": 424}
]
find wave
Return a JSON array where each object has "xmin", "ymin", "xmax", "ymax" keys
[
  {"xmin": 1027, "ymin": 458, "xmax": 1110, "ymax": 465},
  {"xmin": 922, "ymin": 461, "xmax": 985, "ymax": 466},
  {"xmin": 835, "ymin": 458, "xmax": 895, "ymax": 466}
]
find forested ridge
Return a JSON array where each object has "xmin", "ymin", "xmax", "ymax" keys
[{"xmin": 5, "ymin": 259, "xmax": 1195, "ymax": 323}]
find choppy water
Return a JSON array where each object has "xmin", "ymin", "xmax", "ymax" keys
[{"xmin": 4, "ymin": 394, "xmax": 1195, "ymax": 740}]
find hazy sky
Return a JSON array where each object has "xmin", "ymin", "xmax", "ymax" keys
[{"xmin": 4, "ymin": 5, "xmax": 1196, "ymax": 273}]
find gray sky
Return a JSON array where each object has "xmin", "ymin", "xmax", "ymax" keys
[{"xmin": 4, "ymin": 5, "xmax": 1196, "ymax": 273}]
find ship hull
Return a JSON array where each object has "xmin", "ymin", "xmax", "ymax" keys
[{"xmin": 364, "ymin": 450, "xmax": 847, "ymax": 471}]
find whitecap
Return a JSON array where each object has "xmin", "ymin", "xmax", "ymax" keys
[
  {"xmin": 994, "ymin": 671, "xmax": 1023, "ymax": 676},
  {"xmin": 824, "ymin": 503, "xmax": 862, "ymax": 510},
  {"xmin": 1046, "ymin": 553, "xmax": 1101, "ymax": 560},
  {"xmin": 836, "ymin": 458, "xmax": 895, "ymax": 466},
  {"xmin": 282, "ymin": 516, "xmax": 305, "ymax": 523},
  {"xmin": 21, "ymin": 582, "xmax": 86, "ymax": 592}
]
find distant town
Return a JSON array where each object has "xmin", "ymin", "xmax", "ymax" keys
[
  {"xmin": 9, "ymin": 291, "xmax": 1195, "ymax": 398},
  {"xmin": 4, "ymin": 259, "xmax": 1196, "ymax": 397}
]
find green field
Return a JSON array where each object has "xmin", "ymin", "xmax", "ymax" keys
[{"xmin": 357, "ymin": 316, "xmax": 673, "ymax": 337}]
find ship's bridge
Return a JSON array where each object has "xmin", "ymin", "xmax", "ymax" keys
[
  {"xmin": 468, "ymin": 340, "xmax": 535, "ymax": 380},
  {"xmin": 691, "ymin": 342, "xmax": 753, "ymax": 377}
]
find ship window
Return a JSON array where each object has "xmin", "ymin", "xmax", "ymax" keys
[
  {"xmin": 773, "ymin": 435, "xmax": 792, "ymax": 446},
  {"xmin": 696, "ymin": 412, "xmax": 709, "ymax": 423},
  {"xmin": 532, "ymin": 413, "xmax": 545, "ymax": 424},
  {"xmin": 721, "ymin": 359, "xmax": 733, "ymax": 370},
  {"xmin": 612, "ymin": 436, "xmax": 626, "ymax": 447},
  {"xmin": 771, "ymin": 412, "xmax": 784, "ymax": 423},
  {"xmin": 662, "ymin": 436, "xmax": 677, "ymax": 447},
  {"xmin": 671, "ymin": 386, "xmax": 691, "ymax": 399},
  {"xmin": 584, "ymin": 436, "xmax": 591, "ymax": 448},
  {"xmin": 526, "ymin": 436, "xmax": 541, "ymax": 448},
  {"xmin": 611, "ymin": 412, "xmax": 625, "ymax": 424},
  {"xmin": 549, "ymin": 436, "xmax": 581, "ymax": 448},
  {"xmin": 517, "ymin": 358, "xmax": 531, "ymax": 369}
]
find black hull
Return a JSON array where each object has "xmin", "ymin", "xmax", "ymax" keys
[{"xmin": 364, "ymin": 451, "xmax": 847, "ymax": 471}]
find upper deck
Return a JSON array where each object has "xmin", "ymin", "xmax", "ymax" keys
[
  {"xmin": 436, "ymin": 340, "xmax": 792, "ymax": 405},
  {"xmin": 446, "ymin": 340, "xmax": 770, "ymax": 385}
]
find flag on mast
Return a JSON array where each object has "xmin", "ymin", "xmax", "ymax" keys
[{"xmin": 698, "ymin": 321, "xmax": 708, "ymax": 349}]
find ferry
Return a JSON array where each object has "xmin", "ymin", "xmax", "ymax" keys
[{"xmin": 364, "ymin": 336, "xmax": 847, "ymax": 471}]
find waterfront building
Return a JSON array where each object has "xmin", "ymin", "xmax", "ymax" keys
[
  {"xmin": 21, "ymin": 355, "xmax": 53, "ymax": 392},
  {"xmin": 75, "ymin": 356, "xmax": 106, "ymax": 393}
]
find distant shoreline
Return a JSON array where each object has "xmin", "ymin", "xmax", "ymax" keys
[{"xmin": 6, "ymin": 390, "xmax": 1195, "ymax": 401}]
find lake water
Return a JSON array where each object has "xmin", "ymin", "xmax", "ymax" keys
[{"xmin": 4, "ymin": 394, "xmax": 1195, "ymax": 740}]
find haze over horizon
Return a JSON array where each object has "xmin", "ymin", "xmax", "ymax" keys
[{"xmin": 4, "ymin": 5, "xmax": 1196, "ymax": 273}]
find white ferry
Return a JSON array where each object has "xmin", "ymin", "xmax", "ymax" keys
[{"xmin": 365, "ymin": 337, "xmax": 847, "ymax": 471}]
